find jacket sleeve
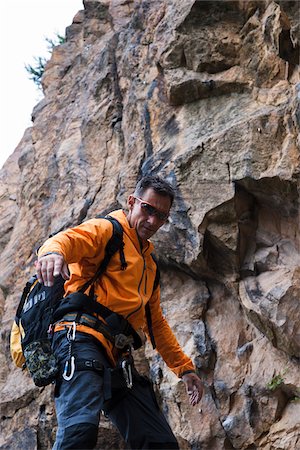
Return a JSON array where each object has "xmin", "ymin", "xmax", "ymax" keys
[
  {"xmin": 38, "ymin": 219, "xmax": 113, "ymax": 265},
  {"xmin": 146, "ymin": 286, "xmax": 195, "ymax": 378}
]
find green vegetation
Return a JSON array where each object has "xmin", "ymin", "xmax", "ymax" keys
[
  {"xmin": 267, "ymin": 369, "xmax": 288, "ymax": 391},
  {"xmin": 25, "ymin": 33, "xmax": 65, "ymax": 89},
  {"xmin": 267, "ymin": 371, "xmax": 300, "ymax": 403}
]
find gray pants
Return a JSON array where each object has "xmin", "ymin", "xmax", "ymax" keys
[{"xmin": 52, "ymin": 331, "xmax": 179, "ymax": 450}]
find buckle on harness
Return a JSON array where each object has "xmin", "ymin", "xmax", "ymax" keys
[
  {"xmin": 84, "ymin": 359, "xmax": 103, "ymax": 372},
  {"xmin": 114, "ymin": 333, "xmax": 134, "ymax": 349},
  {"xmin": 66, "ymin": 321, "xmax": 77, "ymax": 341}
]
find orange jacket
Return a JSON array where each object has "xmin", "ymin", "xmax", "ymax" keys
[{"xmin": 38, "ymin": 209, "xmax": 195, "ymax": 377}]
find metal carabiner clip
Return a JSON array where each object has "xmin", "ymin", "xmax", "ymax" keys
[
  {"xmin": 122, "ymin": 359, "xmax": 133, "ymax": 389},
  {"xmin": 63, "ymin": 356, "xmax": 75, "ymax": 381}
]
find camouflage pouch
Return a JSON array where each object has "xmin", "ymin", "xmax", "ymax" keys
[{"xmin": 23, "ymin": 340, "xmax": 59, "ymax": 387}]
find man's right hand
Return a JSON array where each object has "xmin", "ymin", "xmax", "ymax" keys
[{"xmin": 36, "ymin": 253, "xmax": 70, "ymax": 287}]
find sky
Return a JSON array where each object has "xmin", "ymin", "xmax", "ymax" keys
[{"xmin": 0, "ymin": 0, "xmax": 83, "ymax": 169}]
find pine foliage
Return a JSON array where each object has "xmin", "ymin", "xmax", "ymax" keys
[{"xmin": 25, "ymin": 33, "xmax": 66, "ymax": 89}]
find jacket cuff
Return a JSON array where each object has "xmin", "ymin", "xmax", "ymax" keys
[
  {"xmin": 180, "ymin": 369, "xmax": 196, "ymax": 378},
  {"xmin": 38, "ymin": 251, "xmax": 63, "ymax": 258}
]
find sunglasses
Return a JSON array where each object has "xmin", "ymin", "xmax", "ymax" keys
[{"xmin": 134, "ymin": 197, "xmax": 169, "ymax": 221}]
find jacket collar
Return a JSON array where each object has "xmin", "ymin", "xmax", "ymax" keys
[{"xmin": 108, "ymin": 209, "xmax": 154, "ymax": 256}]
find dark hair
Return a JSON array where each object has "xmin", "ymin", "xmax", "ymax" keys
[{"xmin": 134, "ymin": 175, "xmax": 175, "ymax": 206}]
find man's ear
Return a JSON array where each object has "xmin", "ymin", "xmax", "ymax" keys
[{"xmin": 127, "ymin": 195, "xmax": 135, "ymax": 209}]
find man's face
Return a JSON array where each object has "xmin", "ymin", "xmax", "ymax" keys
[{"xmin": 127, "ymin": 188, "xmax": 171, "ymax": 242}]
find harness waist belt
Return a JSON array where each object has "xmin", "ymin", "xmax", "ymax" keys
[
  {"xmin": 58, "ymin": 313, "xmax": 115, "ymax": 344},
  {"xmin": 61, "ymin": 312, "xmax": 102, "ymax": 327},
  {"xmin": 57, "ymin": 313, "xmax": 135, "ymax": 349}
]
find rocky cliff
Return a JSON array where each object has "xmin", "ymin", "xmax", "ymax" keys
[{"xmin": 0, "ymin": 1, "xmax": 299, "ymax": 449}]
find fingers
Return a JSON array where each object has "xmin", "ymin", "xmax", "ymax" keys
[
  {"xmin": 36, "ymin": 254, "xmax": 66, "ymax": 286},
  {"xmin": 61, "ymin": 262, "xmax": 70, "ymax": 281},
  {"xmin": 53, "ymin": 257, "xmax": 62, "ymax": 278},
  {"xmin": 188, "ymin": 385, "xmax": 202, "ymax": 406},
  {"xmin": 182, "ymin": 373, "xmax": 204, "ymax": 406}
]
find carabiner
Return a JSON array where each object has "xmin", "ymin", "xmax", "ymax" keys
[
  {"xmin": 63, "ymin": 356, "xmax": 75, "ymax": 381},
  {"xmin": 122, "ymin": 359, "xmax": 133, "ymax": 389}
]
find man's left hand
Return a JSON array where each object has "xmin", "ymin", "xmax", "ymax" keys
[{"xmin": 182, "ymin": 372, "xmax": 203, "ymax": 406}]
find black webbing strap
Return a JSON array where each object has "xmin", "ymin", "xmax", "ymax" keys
[
  {"xmin": 75, "ymin": 358, "xmax": 104, "ymax": 373},
  {"xmin": 105, "ymin": 216, "xmax": 127, "ymax": 271},
  {"xmin": 16, "ymin": 276, "xmax": 37, "ymax": 319},
  {"xmin": 145, "ymin": 254, "xmax": 160, "ymax": 350},
  {"xmin": 152, "ymin": 254, "xmax": 160, "ymax": 291},
  {"xmin": 145, "ymin": 303, "xmax": 156, "ymax": 349}
]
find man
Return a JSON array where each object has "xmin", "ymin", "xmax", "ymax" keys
[{"xmin": 37, "ymin": 175, "xmax": 203, "ymax": 450}]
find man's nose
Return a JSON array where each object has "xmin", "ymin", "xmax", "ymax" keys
[{"xmin": 147, "ymin": 214, "xmax": 159, "ymax": 226}]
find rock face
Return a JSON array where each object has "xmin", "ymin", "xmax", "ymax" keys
[{"xmin": 0, "ymin": 1, "xmax": 299, "ymax": 449}]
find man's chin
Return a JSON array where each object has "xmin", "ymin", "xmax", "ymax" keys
[{"xmin": 138, "ymin": 228, "xmax": 154, "ymax": 241}]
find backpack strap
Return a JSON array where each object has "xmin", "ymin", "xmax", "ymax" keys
[
  {"xmin": 15, "ymin": 275, "xmax": 38, "ymax": 321},
  {"xmin": 104, "ymin": 216, "xmax": 127, "ymax": 271},
  {"xmin": 145, "ymin": 303, "xmax": 156, "ymax": 349},
  {"xmin": 145, "ymin": 254, "xmax": 160, "ymax": 350},
  {"xmin": 152, "ymin": 254, "xmax": 160, "ymax": 291}
]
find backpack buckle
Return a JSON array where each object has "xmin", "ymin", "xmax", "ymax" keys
[{"xmin": 114, "ymin": 333, "xmax": 134, "ymax": 349}]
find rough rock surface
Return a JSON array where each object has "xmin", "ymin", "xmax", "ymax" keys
[{"xmin": 0, "ymin": 1, "xmax": 299, "ymax": 449}]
